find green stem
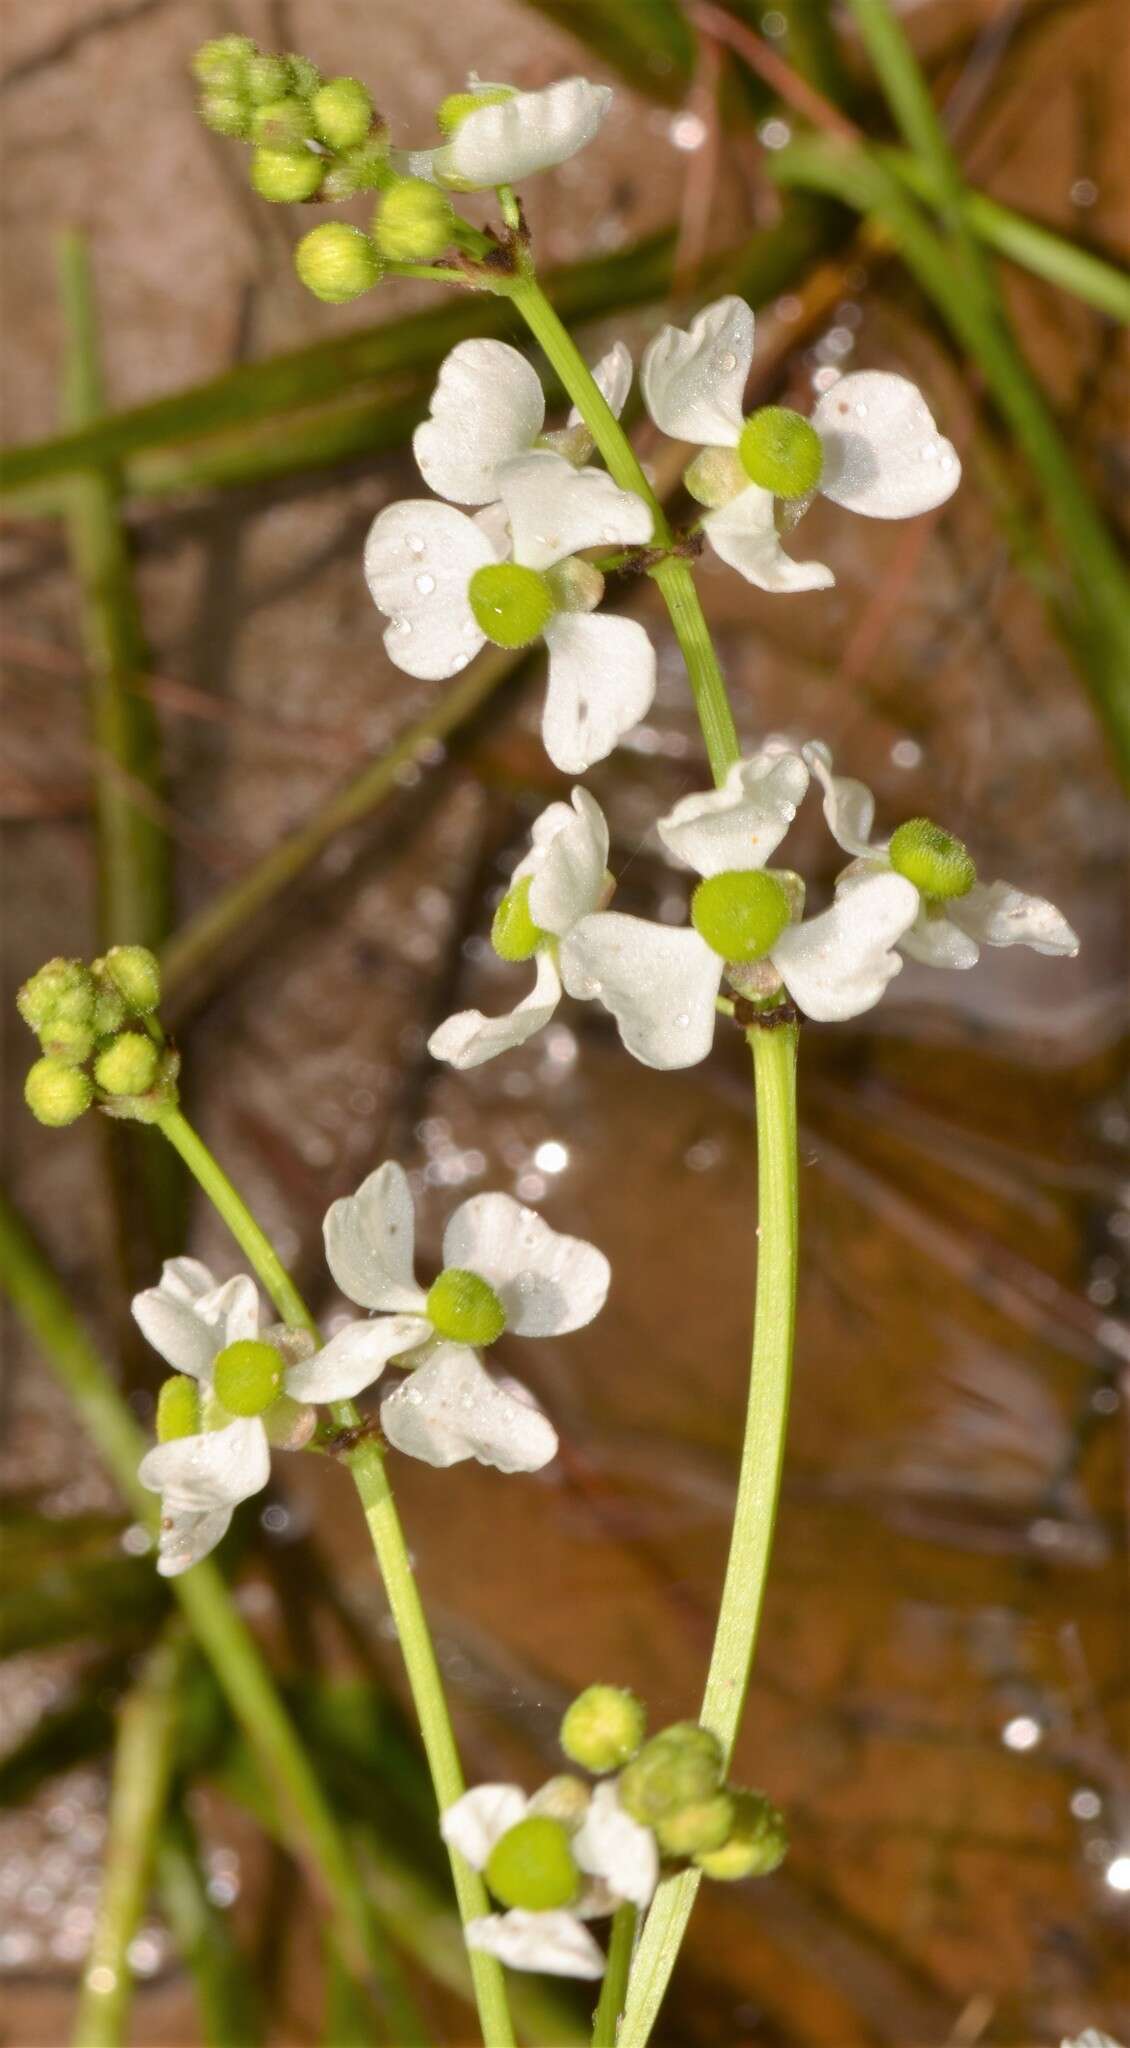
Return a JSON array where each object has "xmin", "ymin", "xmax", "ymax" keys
[
  {"xmin": 149, "ymin": 1110, "xmax": 515, "ymax": 2048},
  {"xmin": 617, "ymin": 1023, "xmax": 799, "ymax": 2048},
  {"xmin": 510, "ymin": 278, "xmax": 740, "ymax": 786},
  {"xmin": 73, "ymin": 1630, "xmax": 184, "ymax": 2048},
  {"xmin": 157, "ymin": 1810, "xmax": 263, "ymax": 2048},
  {"xmin": 591, "ymin": 1903, "xmax": 637, "ymax": 2047}
]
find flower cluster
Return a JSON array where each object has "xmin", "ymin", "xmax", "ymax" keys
[
  {"xmin": 17, "ymin": 946, "xmax": 178, "ymax": 1128},
  {"xmin": 134, "ymin": 1164, "xmax": 608, "ymax": 1574},
  {"xmin": 445, "ymin": 1685, "xmax": 786, "ymax": 1977}
]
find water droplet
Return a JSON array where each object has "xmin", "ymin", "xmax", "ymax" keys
[
  {"xmin": 720, "ymin": 351, "xmax": 738, "ymax": 373},
  {"xmin": 406, "ymin": 534, "xmax": 425, "ymax": 556},
  {"xmin": 393, "ymin": 617, "xmax": 412, "ymax": 636},
  {"xmin": 919, "ymin": 441, "xmax": 938, "ymax": 462},
  {"xmin": 855, "ymin": 401, "xmax": 869, "ymax": 419},
  {"xmin": 675, "ymin": 1011, "xmax": 691, "ymax": 1029},
  {"xmin": 415, "ymin": 572, "xmax": 436, "ymax": 594}
]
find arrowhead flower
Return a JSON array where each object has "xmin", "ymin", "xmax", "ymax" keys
[
  {"xmin": 429, "ymin": 787, "xmax": 611, "ymax": 1069},
  {"xmin": 323, "ymin": 1162, "xmax": 610, "ymax": 1470},
  {"xmin": 399, "ymin": 76, "xmax": 612, "ymax": 190},
  {"xmin": 806, "ymin": 742, "xmax": 1080, "ymax": 968},
  {"xmin": 413, "ymin": 337, "xmax": 633, "ymax": 507},
  {"xmin": 364, "ymin": 448, "xmax": 655, "ymax": 772},
  {"xmin": 641, "ymin": 295, "xmax": 961, "ymax": 591},
  {"xmin": 560, "ymin": 747, "xmax": 920, "ymax": 1065}
]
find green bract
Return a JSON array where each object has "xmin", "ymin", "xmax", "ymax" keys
[
  {"xmin": 692, "ymin": 1789, "xmax": 787, "ymax": 1880},
  {"xmin": 888, "ymin": 817, "xmax": 976, "ymax": 899},
  {"xmin": 425, "ymin": 1268, "xmax": 507, "ymax": 1347},
  {"xmin": 312, "ymin": 76, "xmax": 374, "ymax": 151},
  {"xmin": 469, "ymin": 564, "xmax": 555, "ymax": 650},
  {"xmin": 560, "ymin": 1684, "xmax": 646, "ymax": 1772},
  {"xmin": 213, "ymin": 1339, "xmax": 283, "ymax": 1418},
  {"xmin": 156, "ymin": 1375, "xmax": 201, "ymax": 1443},
  {"xmin": 484, "ymin": 1816, "xmax": 579, "ymax": 1912},
  {"xmin": 691, "ymin": 871, "xmax": 791, "ymax": 962},
  {"xmin": 738, "ymin": 407, "xmax": 824, "ymax": 498},
  {"xmin": 296, "ymin": 224, "xmax": 382, "ymax": 304},
  {"xmin": 373, "ymin": 179, "xmax": 455, "ymax": 262},
  {"xmin": 24, "ymin": 1058, "xmax": 93, "ymax": 1128},
  {"xmin": 490, "ymin": 876, "xmax": 547, "ymax": 963},
  {"xmin": 94, "ymin": 1032, "xmax": 160, "ymax": 1098},
  {"xmin": 250, "ymin": 146, "xmax": 323, "ymax": 203}
]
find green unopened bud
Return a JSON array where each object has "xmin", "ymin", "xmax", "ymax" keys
[
  {"xmin": 684, "ymin": 446, "xmax": 746, "ymax": 509},
  {"xmin": 312, "ymin": 76, "xmax": 374, "ymax": 151},
  {"xmin": 251, "ymin": 146, "xmax": 324, "ymax": 203},
  {"xmin": 17, "ymin": 958, "xmax": 95, "ymax": 1034},
  {"xmin": 739, "ymin": 407, "xmax": 823, "ymax": 498},
  {"xmin": 251, "ymin": 95, "xmax": 311, "ymax": 148},
  {"xmin": 561, "ymin": 1685, "xmax": 646, "ymax": 1772},
  {"xmin": 656, "ymin": 1790, "xmax": 734, "ymax": 1858},
  {"xmin": 491, "ymin": 876, "xmax": 547, "ymax": 963},
  {"xmin": 619, "ymin": 1723, "xmax": 724, "ymax": 1826},
  {"xmin": 285, "ymin": 54, "xmax": 322, "ymax": 100},
  {"xmin": 295, "ymin": 224, "xmax": 382, "ymax": 304},
  {"xmin": 321, "ymin": 136, "xmax": 390, "ymax": 200},
  {"xmin": 373, "ymin": 179, "xmax": 455, "ymax": 262},
  {"xmin": 25, "ymin": 1058, "xmax": 93, "ymax": 1127},
  {"xmin": 40, "ymin": 1016, "xmax": 95, "ymax": 1066},
  {"xmin": 192, "ymin": 35, "xmax": 254, "ymax": 92},
  {"xmin": 213, "ymin": 1339, "xmax": 283, "ymax": 1417},
  {"xmin": 103, "ymin": 945, "xmax": 161, "ymax": 1014},
  {"xmin": 94, "ymin": 1032, "xmax": 160, "ymax": 1098},
  {"xmin": 469, "ymin": 563, "xmax": 555, "ymax": 650},
  {"xmin": 246, "ymin": 53, "xmax": 295, "ymax": 105},
  {"xmin": 200, "ymin": 91, "xmax": 251, "ymax": 138},
  {"xmin": 436, "ymin": 87, "xmax": 514, "ymax": 138},
  {"xmin": 888, "ymin": 817, "xmax": 976, "ymax": 900},
  {"xmin": 528, "ymin": 1775, "xmax": 591, "ymax": 1829},
  {"xmin": 91, "ymin": 980, "xmax": 128, "ymax": 1036},
  {"xmin": 692, "ymin": 1789, "xmax": 787, "ymax": 1880},
  {"xmin": 691, "ymin": 870, "xmax": 791, "ymax": 963},
  {"xmin": 156, "ymin": 1375, "xmax": 201, "ymax": 1443},
  {"xmin": 426, "ymin": 1268, "xmax": 507, "ymax": 1346},
  {"xmin": 485, "ymin": 1816, "xmax": 579, "ymax": 1911}
]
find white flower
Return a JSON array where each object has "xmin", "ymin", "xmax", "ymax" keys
[
  {"xmin": 463, "ymin": 1909, "xmax": 605, "ymax": 1979},
  {"xmin": 429, "ymin": 787, "xmax": 610, "ymax": 1069},
  {"xmin": 364, "ymin": 449, "xmax": 655, "ymax": 772},
  {"xmin": 414, "ymin": 338, "xmax": 633, "ymax": 507},
  {"xmin": 572, "ymin": 1782, "xmax": 659, "ymax": 1911},
  {"xmin": 323, "ymin": 1163, "xmax": 610, "ymax": 1470},
  {"xmin": 806, "ymin": 742, "xmax": 1080, "ymax": 969},
  {"xmin": 641, "ymin": 295, "xmax": 960, "ymax": 591},
  {"xmin": 560, "ymin": 748, "xmax": 920, "ymax": 1065},
  {"xmin": 401, "ymin": 77, "xmax": 612, "ymax": 191},
  {"xmin": 133, "ymin": 1259, "xmax": 393, "ymax": 1575}
]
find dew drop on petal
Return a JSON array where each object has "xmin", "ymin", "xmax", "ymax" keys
[
  {"xmin": 406, "ymin": 534, "xmax": 426, "ymax": 557},
  {"xmin": 854, "ymin": 401, "xmax": 869, "ymax": 419},
  {"xmin": 415, "ymin": 572, "xmax": 436, "ymax": 594},
  {"xmin": 720, "ymin": 351, "xmax": 737, "ymax": 373},
  {"xmin": 675, "ymin": 1012, "xmax": 691, "ymax": 1029}
]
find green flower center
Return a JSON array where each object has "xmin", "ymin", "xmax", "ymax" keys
[
  {"xmin": 468, "ymin": 564, "xmax": 555, "ymax": 650},
  {"xmin": 156, "ymin": 1374, "xmax": 201, "ymax": 1442},
  {"xmin": 213, "ymin": 1339, "xmax": 283, "ymax": 1417},
  {"xmin": 691, "ymin": 871, "xmax": 791, "ymax": 962},
  {"xmin": 491, "ymin": 875, "xmax": 548, "ymax": 962},
  {"xmin": 888, "ymin": 817, "xmax": 976, "ymax": 900},
  {"xmin": 437, "ymin": 87, "xmax": 515, "ymax": 138},
  {"xmin": 484, "ymin": 1816, "xmax": 580, "ymax": 1912},
  {"xmin": 738, "ymin": 407, "xmax": 824, "ymax": 498},
  {"xmin": 425, "ymin": 1268, "xmax": 507, "ymax": 1346}
]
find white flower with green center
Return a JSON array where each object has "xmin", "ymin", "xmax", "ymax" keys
[
  {"xmin": 806, "ymin": 742, "xmax": 1080, "ymax": 968},
  {"xmin": 441, "ymin": 1778, "xmax": 658, "ymax": 1978},
  {"xmin": 363, "ymin": 449, "xmax": 655, "ymax": 772},
  {"xmin": 133, "ymin": 1258, "xmax": 398, "ymax": 1575},
  {"xmin": 559, "ymin": 748, "xmax": 920, "ymax": 1065},
  {"xmin": 399, "ymin": 76, "xmax": 612, "ymax": 190},
  {"xmin": 429, "ymin": 787, "xmax": 610, "ymax": 1069},
  {"xmin": 641, "ymin": 295, "xmax": 961, "ymax": 591},
  {"xmin": 323, "ymin": 1163, "xmax": 610, "ymax": 1470},
  {"xmin": 413, "ymin": 337, "xmax": 633, "ymax": 507}
]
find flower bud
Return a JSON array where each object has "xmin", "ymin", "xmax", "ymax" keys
[
  {"xmin": 251, "ymin": 96, "xmax": 312, "ymax": 149},
  {"xmin": 156, "ymin": 1374, "xmax": 201, "ymax": 1443},
  {"xmin": 618, "ymin": 1723, "xmax": 724, "ymax": 1826},
  {"xmin": 200, "ymin": 91, "xmax": 251, "ymax": 139},
  {"xmin": 40, "ymin": 1016, "xmax": 94, "ymax": 1066},
  {"xmin": 738, "ymin": 407, "xmax": 824, "ymax": 499},
  {"xmin": 245, "ymin": 53, "xmax": 295, "ymax": 105},
  {"xmin": 321, "ymin": 137, "xmax": 390, "ymax": 200},
  {"xmin": 263, "ymin": 1394, "xmax": 317, "ymax": 1450},
  {"xmin": 468, "ymin": 563, "xmax": 555, "ymax": 651},
  {"xmin": 490, "ymin": 877, "xmax": 546, "ymax": 964},
  {"xmin": 213, "ymin": 1339, "xmax": 284, "ymax": 1417},
  {"xmin": 311, "ymin": 76, "xmax": 374, "ymax": 152},
  {"xmin": 546, "ymin": 556, "xmax": 604, "ymax": 614},
  {"xmin": 425, "ymin": 1267, "xmax": 507, "ymax": 1346},
  {"xmin": 561, "ymin": 1685, "xmax": 646, "ymax": 1772},
  {"xmin": 91, "ymin": 974, "xmax": 128, "ymax": 1037},
  {"xmin": 100, "ymin": 1048, "xmax": 180, "ymax": 1123},
  {"xmin": 17, "ymin": 958, "xmax": 95, "ymax": 1034},
  {"xmin": 889, "ymin": 817, "xmax": 976, "ymax": 901},
  {"xmin": 94, "ymin": 1032, "xmax": 160, "ymax": 1098},
  {"xmin": 192, "ymin": 35, "xmax": 255, "ymax": 92},
  {"xmin": 528, "ymin": 1775, "xmax": 591, "ymax": 1829},
  {"xmin": 436, "ymin": 87, "xmax": 514, "ymax": 138},
  {"xmin": 373, "ymin": 179, "xmax": 456, "ymax": 263},
  {"xmin": 250, "ymin": 146, "xmax": 324, "ymax": 204},
  {"xmin": 692, "ymin": 1790, "xmax": 787, "ymax": 1880},
  {"xmin": 683, "ymin": 446, "xmax": 746, "ymax": 509},
  {"xmin": 655, "ymin": 1790, "xmax": 734, "ymax": 1857},
  {"xmin": 691, "ymin": 870, "xmax": 791, "ymax": 964},
  {"xmin": 295, "ymin": 224, "xmax": 382, "ymax": 304},
  {"xmin": 103, "ymin": 945, "xmax": 161, "ymax": 1013},
  {"xmin": 285, "ymin": 54, "xmax": 323, "ymax": 100},
  {"xmin": 484, "ymin": 1816, "xmax": 580, "ymax": 1911},
  {"xmin": 25, "ymin": 1058, "xmax": 93, "ymax": 1127}
]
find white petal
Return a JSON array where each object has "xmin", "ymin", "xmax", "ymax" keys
[
  {"xmin": 131, "ymin": 1283, "xmax": 224, "ymax": 1381},
  {"xmin": 640, "ymin": 296, "xmax": 753, "ymax": 446},
  {"xmin": 442, "ymin": 1194, "xmax": 609, "ymax": 1338},
  {"xmin": 948, "ymin": 879, "xmax": 1080, "ymax": 956},
  {"xmin": 363, "ymin": 501, "xmax": 492, "ymax": 679},
  {"xmin": 446, "ymin": 78, "xmax": 612, "ymax": 188},
  {"xmin": 473, "ymin": 499, "xmax": 514, "ymax": 558},
  {"xmin": 899, "ymin": 904, "xmax": 980, "ymax": 970},
  {"xmin": 773, "ymin": 871, "xmax": 919, "ymax": 1020},
  {"xmin": 284, "ymin": 1315, "xmax": 431, "ymax": 1403},
  {"xmin": 657, "ymin": 751, "xmax": 809, "ymax": 878},
  {"xmin": 704, "ymin": 488, "xmax": 834, "ymax": 593},
  {"xmin": 560, "ymin": 915, "xmax": 722, "ymax": 1069},
  {"xmin": 568, "ymin": 340, "xmax": 633, "ymax": 428},
  {"xmin": 441, "ymin": 1785, "xmax": 528, "ymax": 1868},
  {"xmin": 803, "ymin": 741, "xmax": 882, "ymax": 859},
  {"xmin": 139, "ymin": 1418, "xmax": 270, "ymax": 1511},
  {"xmin": 381, "ymin": 1347, "xmax": 559, "ymax": 1472},
  {"xmin": 156, "ymin": 1257, "xmax": 217, "ymax": 1304},
  {"xmin": 194, "ymin": 1275, "xmax": 261, "ymax": 1349},
  {"xmin": 497, "ymin": 450, "xmax": 651, "ymax": 573},
  {"xmin": 150, "ymin": 1502, "xmax": 235, "ymax": 1577},
  {"xmin": 413, "ymin": 341, "xmax": 545, "ymax": 505},
  {"xmin": 465, "ymin": 1910, "xmax": 605, "ymax": 1979},
  {"xmin": 541, "ymin": 613, "xmax": 656, "ymax": 774},
  {"xmin": 524, "ymin": 788, "xmax": 610, "ymax": 934},
  {"xmin": 812, "ymin": 371, "xmax": 961, "ymax": 518},
  {"xmin": 573, "ymin": 1783, "xmax": 658, "ymax": 1910},
  {"xmin": 428, "ymin": 950, "xmax": 563, "ymax": 1071},
  {"xmin": 323, "ymin": 1162, "xmax": 426, "ymax": 1314}
]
